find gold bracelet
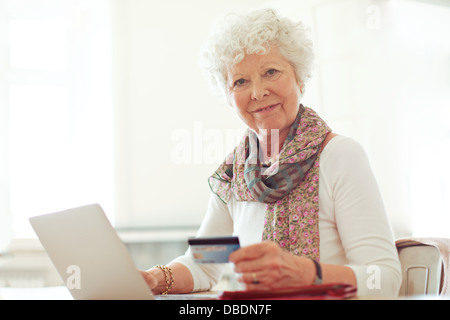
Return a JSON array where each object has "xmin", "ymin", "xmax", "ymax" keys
[{"xmin": 153, "ymin": 264, "xmax": 174, "ymax": 295}]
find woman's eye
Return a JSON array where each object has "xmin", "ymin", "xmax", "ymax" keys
[
  {"xmin": 266, "ymin": 69, "xmax": 279, "ymax": 77},
  {"xmin": 234, "ymin": 78, "xmax": 246, "ymax": 87}
]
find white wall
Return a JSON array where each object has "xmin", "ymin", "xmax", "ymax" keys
[{"xmin": 112, "ymin": 0, "xmax": 257, "ymax": 228}]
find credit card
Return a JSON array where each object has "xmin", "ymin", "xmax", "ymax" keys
[{"xmin": 188, "ymin": 236, "xmax": 240, "ymax": 264}]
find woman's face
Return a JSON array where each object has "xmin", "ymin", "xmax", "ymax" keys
[{"xmin": 227, "ymin": 47, "xmax": 302, "ymax": 141}]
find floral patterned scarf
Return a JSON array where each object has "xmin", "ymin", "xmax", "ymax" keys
[{"xmin": 208, "ymin": 105, "xmax": 331, "ymax": 260}]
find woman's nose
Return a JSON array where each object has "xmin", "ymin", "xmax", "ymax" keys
[{"xmin": 250, "ymin": 80, "xmax": 270, "ymax": 100}]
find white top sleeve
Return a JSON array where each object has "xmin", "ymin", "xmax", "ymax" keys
[
  {"xmin": 172, "ymin": 191, "xmax": 234, "ymax": 292},
  {"xmin": 173, "ymin": 135, "xmax": 402, "ymax": 297},
  {"xmin": 319, "ymin": 136, "xmax": 402, "ymax": 297}
]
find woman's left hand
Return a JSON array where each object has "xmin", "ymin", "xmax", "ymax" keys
[{"xmin": 229, "ymin": 241, "xmax": 315, "ymax": 291}]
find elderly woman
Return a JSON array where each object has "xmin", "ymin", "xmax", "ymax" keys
[{"xmin": 141, "ymin": 9, "xmax": 402, "ymax": 297}]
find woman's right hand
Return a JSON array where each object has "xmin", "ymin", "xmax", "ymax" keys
[
  {"xmin": 138, "ymin": 262, "xmax": 194, "ymax": 294},
  {"xmin": 139, "ymin": 270, "xmax": 158, "ymax": 290}
]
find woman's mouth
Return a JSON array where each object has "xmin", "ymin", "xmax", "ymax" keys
[{"xmin": 253, "ymin": 103, "xmax": 280, "ymax": 113}]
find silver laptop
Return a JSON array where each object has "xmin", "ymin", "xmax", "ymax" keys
[{"xmin": 29, "ymin": 204, "xmax": 216, "ymax": 300}]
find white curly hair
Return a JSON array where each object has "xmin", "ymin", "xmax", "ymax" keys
[{"xmin": 199, "ymin": 8, "xmax": 315, "ymax": 99}]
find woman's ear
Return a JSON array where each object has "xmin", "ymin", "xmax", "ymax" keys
[{"xmin": 300, "ymin": 84, "xmax": 305, "ymax": 95}]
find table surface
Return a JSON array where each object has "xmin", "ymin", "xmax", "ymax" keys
[
  {"xmin": 0, "ymin": 286, "xmax": 73, "ymax": 300},
  {"xmin": 0, "ymin": 286, "xmax": 221, "ymax": 300},
  {"xmin": 0, "ymin": 286, "xmax": 446, "ymax": 300}
]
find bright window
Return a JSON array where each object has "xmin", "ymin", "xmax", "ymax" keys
[
  {"xmin": 391, "ymin": 0, "xmax": 450, "ymax": 237},
  {"xmin": 9, "ymin": 17, "xmax": 68, "ymax": 71},
  {"xmin": 0, "ymin": 0, "xmax": 113, "ymax": 243}
]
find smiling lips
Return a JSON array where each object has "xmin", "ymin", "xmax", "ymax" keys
[{"xmin": 253, "ymin": 103, "xmax": 280, "ymax": 113}]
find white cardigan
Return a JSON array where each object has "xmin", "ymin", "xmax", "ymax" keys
[{"xmin": 173, "ymin": 135, "xmax": 402, "ymax": 297}]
